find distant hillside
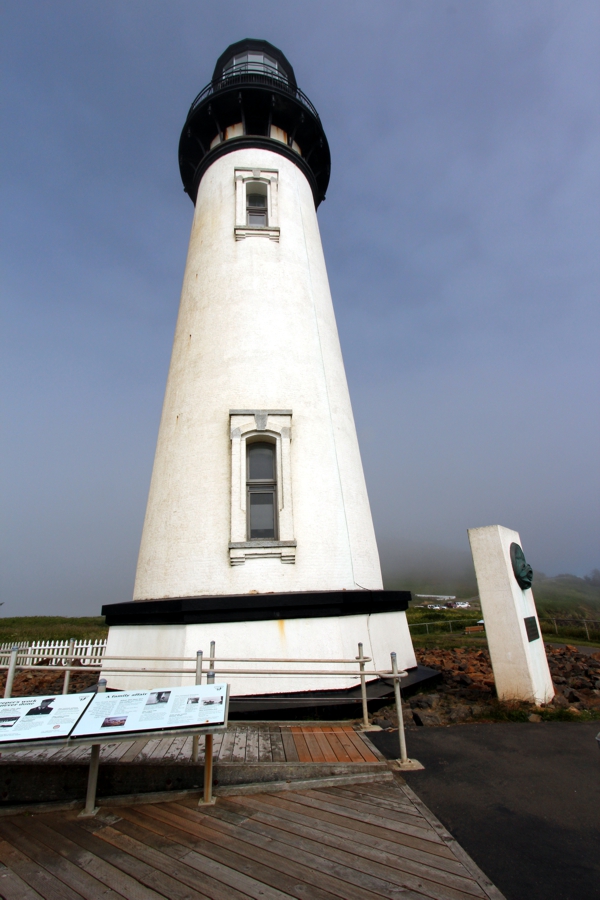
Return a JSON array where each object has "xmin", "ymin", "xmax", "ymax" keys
[
  {"xmin": 385, "ymin": 563, "xmax": 600, "ymax": 619},
  {"xmin": 532, "ymin": 570, "xmax": 600, "ymax": 617}
]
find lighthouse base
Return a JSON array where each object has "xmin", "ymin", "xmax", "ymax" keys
[{"xmin": 102, "ymin": 591, "xmax": 416, "ymax": 696}]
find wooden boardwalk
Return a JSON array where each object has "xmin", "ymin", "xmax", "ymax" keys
[
  {"xmin": 0, "ymin": 725, "xmax": 380, "ymax": 766},
  {"xmin": 0, "ymin": 779, "xmax": 504, "ymax": 899}
]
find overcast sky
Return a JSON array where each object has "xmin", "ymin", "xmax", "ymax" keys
[{"xmin": 1, "ymin": 1, "xmax": 598, "ymax": 615}]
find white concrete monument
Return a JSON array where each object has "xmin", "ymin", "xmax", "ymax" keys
[
  {"xmin": 468, "ymin": 525, "xmax": 554, "ymax": 705},
  {"xmin": 103, "ymin": 40, "xmax": 416, "ymax": 695}
]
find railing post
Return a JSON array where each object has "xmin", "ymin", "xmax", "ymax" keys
[
  {"xmin": 4, "ymin": 645, "xmax": 19, "ymax": 698},
  {"xmin": 554, "ymin": 618, "xmax": 558, "ymax": 634},
  {"xmin": 201, "ymin": 733, "xmax": 214, "ymax": 805},
  {"xmin": 584, "ymin": 620, "xmax": 590, "ymax": 641},
  {"xmin": 192, "ymin": 651, "xmax": 203, "ymax": 763},
  {"xmin": 207, "ymin": 641, "xmax": 216, "ymax": 685},
  {"xmin": 199, "ymin": 642, "xmax": 216, "ymax": 804},
  {"xmin": 391, "ymin": 652, "xmax": 408, "ymax": 764},
  {"xmin": 62, "ymin": 638, "xmax": 75, "ymax": 695},
  {"xmin": 81, "ymin": 678, "xmax": 106, "ymax": 817},
  {"xmin": 356, "ymin": 643, "xmax": 369, "ymax": 729}
]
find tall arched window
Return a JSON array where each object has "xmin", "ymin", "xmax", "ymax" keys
[
  {"xmin": 246, "ymin": 182, "xmax": 268, "ymax": 226},
  {"xmin": 247, "ymin": 441, "xmax": 277, "ymax": 539}
]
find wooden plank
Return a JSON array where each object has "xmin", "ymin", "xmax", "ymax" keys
[
  {"xmin": 340, "ymin": 728, "xmax": 379, "ymax": 762},
  {"xmin": 175, "ymin": 736, "xmax": 193, "ymax": 761},
  {"xmin": 307, "ymin": 729, "xmax": 339, "ymax": 763},
  {"xmin": 297, "ymin": 729, "xmax": 326, "ymax": 763},
  {"xmin": 324, "ymin": 784, "xmax": 423, "ymax": 819},
  {"xmin": 119, "ymin": 739, "xmax": 149, "ymax": 763},
  {"xmin": 333, "ymin": 785, "xmax": 423, "ymax": 816},
  {"xmin": 104, "ymin": 816, "xmax": 255, "ymax": 900},
  {"xmin": 228, "ymin": 794, "xmax": 465, "ymax": 875},
  {"xmin": 213, "ymin": 798, "xmax": 484, "ymax": 898},
  {"xmin": 317, "ymin": 788, "xmax": 433, "ymax": 829},
  {"xmin": 204, "ymin": 798, "xmax": 485, "ymax": 900},
  {"xmin": 289, "ymin": 728, "xmax": 312, "ymax": 762},
  {"xmin": 217, "ymin": 731, "xmax": 236, "ymax": 762},
  {"xmin": 0, "ymin": 836, "xmax": 84, "ymax": 900},
  {"xmin": 135, "ymin": 740, "xmax": 163, "ymax": 762},
  {"xmin": 158, "ymin": 801, "xmax": 429, "ymax": 900},
  {"xmin": 290, "ymin": 790, "xmax": 442, "ymax": 843},
  {"xmin": 148, "ymin": 738, "xmax": 177, "ymax": 761},
  {"xmin": 317, "ymin": 730, "xmax": 353, "ymax": 763},
  {"xmin": 100, "ymin": 817, "xmax": 294, "ymax": 900},
  {"xmin": 162, "ymin": 737, "xmax": 188, "ymax": 761},
  {"xmin": 245, "ymin": 729, "xmax": 259, "ymax": 763},
  {"xmin": 230, "ymin": 730, "xmax": 247, "ymax": 762},
  {"xmin": 270, "ymin": 731, "xmax": 286, "ymax": 762},
  {"xmin": 85, "ymin": 823, "xmax": 213, "ymax": 900},
  {"xmin": 46, "ymin": 816, "xmax": 181, "ymax": 900},
  {"xmin": 103, "ymin": 740, "xmax": 136, "ymax": 762},
  {"xmin": 325, "ymin": 728, "xmax": 365, "ymax": 762},
  {"xmin": 124, "ymin": 805, "xmax": 380, "ymax": 900},
  {"xmin": 248, "ymin": 792, "xmax": 453, "ymax": 859},
  {"xmin": 0, "ymin": 819, "xmax": 123, "ymax": 900},
  {"xmin": 258, "ymin": 730, "xmax": 273, "ymax": 762},
  {"xmin": 0, "ymin": 862, "xmax": 46, "ymax": 900},
  {"xmin": 19, "ymin": 816, "xmax": 166, "ymax": 900},
  {"xmin": 279, "ymin": 729, "xmax": 298, "ymax": 762}
]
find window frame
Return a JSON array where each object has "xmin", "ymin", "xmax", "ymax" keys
[
  {"xmin": 246, "ymin": 439, "xmax": 278, "ymax": 540},
  {"xmin": 234, "ymin": 168, "xmax": 280, "ymax": 242},
  {"xmin": 229, "ymin": 410, "xmax": 295, "ymax": 565}
]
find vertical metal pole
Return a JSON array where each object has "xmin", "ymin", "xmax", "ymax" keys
[
  {"xmin": 449, "ymin": 621, "xmax": 452, "ymax": 633},
  {"xmin": 4, "ymin": 646, "xmax": 19, "ymax": 699},
  {"xmin": 201, "ymin": 642, "xmax": 216, "ymax": 803},
  {"xmin": 208, "ymin": 641, "xmax": 215, "ymax": 684},
  {"xmin": 584, "ymin": 620, "xmax": 590, "ymax": 641},
  {"xmin": 356, "ymin": 643, "xmax": 369, "ymax": 728},
  {"xmin": 391, "ymin": 653, "xmax": 408, "ymax": 764},
  {"xmin": 554, "ymin": 618, "xmax": 558, "ymax": 634},
  {"xmin": 202, "ymin": 733, "xmax": 214, "ymax": 804},
  {"xmin": 192, "ymin": 651, "xmax": 203, "ymax": 763},
  {"xmin": 62, "ymin": 638, "xmax": 75, "ymax": 695},
  {"xmin": 425, "ymin": 623, "xmax": 429, "ymax": 635},
  {"xmin": 83, "ymin": 678, "xmax": 106, "ymax": 815}
]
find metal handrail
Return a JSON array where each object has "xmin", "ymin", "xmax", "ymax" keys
[{"xmin": 187, "ymin": 69, "xmax": 321, "ymax": 121}]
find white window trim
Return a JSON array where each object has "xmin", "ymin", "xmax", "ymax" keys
[
  {"xmin": 229, "ymin": 410, "xmax": 294, "ymax": 565},
  {"xmin": 234, "ymin": 168, "xmax": 280, "ymax": 242}
]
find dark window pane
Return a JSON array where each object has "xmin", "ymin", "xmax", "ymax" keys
[
  {"xmin": 247, "ymin": 192, "xmax": 266, "ymax": 207},
  {"xmin": 249, "ymin": 492, "xmax": 275, "ymax": 538},
  {"xmin": 248, "ymin": 443, "xmax": 274, "ymax": 480}
]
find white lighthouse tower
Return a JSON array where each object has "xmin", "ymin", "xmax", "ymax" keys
[{"xmin": 103, "ymin": 40, "xmax": 416, "ymax": 697}]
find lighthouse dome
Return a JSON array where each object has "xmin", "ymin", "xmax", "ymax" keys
[{"xmin": 178, "ymin": 39, "xmax": 330, "ymax": 207}]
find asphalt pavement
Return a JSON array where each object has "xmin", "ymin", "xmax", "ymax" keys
[{"xmin": 369, "ymin": 722, "xmax": 600, "ymax": 900}]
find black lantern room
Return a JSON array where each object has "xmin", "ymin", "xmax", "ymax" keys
[{"xmin": 178, "ymin": 39, "xmax": 331, "ymax": 207}]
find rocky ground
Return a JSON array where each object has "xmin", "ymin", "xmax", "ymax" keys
[
  {"xmin": 372, "ymin": 644, "xmax": 600, "ymax": 727},
  {"xmin": 0, "ymin": 660, "xmax": 99, "ymax": 697}
]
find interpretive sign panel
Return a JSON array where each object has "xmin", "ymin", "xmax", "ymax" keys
[
  {"xmin": 0, "ymin": 694, "xmax": 93, "ymax": 743},
  {"xmin": 72, "ymin": 683, "xmax": 228, "ymax": 738}
]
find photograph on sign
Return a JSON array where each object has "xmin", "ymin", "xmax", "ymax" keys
[
  {"xmin": 71, "ymin": 683, "xmax": 228, "ymax": 738},
  {"xmin": 0, "ymin": 693, "xmax": 94, "ymax": 742}
]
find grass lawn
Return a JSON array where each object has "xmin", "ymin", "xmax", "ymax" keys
[{"xmin": 0, "ymin": 617, "xmax": 108, "ymax": 644}]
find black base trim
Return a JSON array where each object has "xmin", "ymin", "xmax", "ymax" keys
[{"xmin": 102, "ymin": 590, "xmax": 411, "ymax": 627}]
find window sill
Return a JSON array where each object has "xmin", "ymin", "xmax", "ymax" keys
[
  {"xmin": 229, "ymin": 540, "xmax": 296, "ymax": 566},
  {"xmin": 234, "ymin": 226, "xmax": 280, "ymax": 242}
]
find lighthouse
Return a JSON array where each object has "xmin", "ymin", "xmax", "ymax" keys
[{"xmin": 103, "ymin": 40, "xmax": 416, "ymax": 696}]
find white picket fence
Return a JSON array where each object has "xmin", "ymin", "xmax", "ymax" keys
[{"xmin": 0, "ymin": 639, "xmax": 107, "ymax": 668}]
